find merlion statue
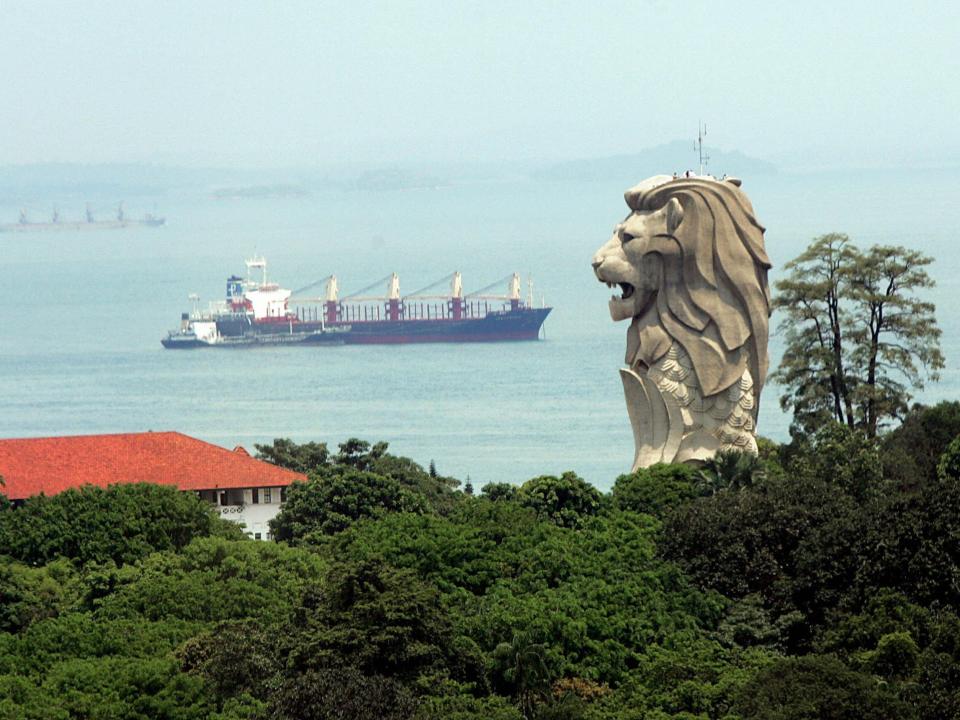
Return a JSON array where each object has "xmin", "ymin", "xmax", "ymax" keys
[{"xmin": 592, "ymin": 175, "xmax": 771, "ymax": 470}]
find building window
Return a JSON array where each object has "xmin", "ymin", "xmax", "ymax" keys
[
  {"xmin": 254, "ymin": 533, "xmax": 262, "ymax": 540},
  {"xmin": 251, "ymin": 489, "xmax": 259, "ymax": 504},
  {"xmin": 280, "ymin": 487, "xmax": 287, "ymax": 503},
  {"xmin": 263, "ymin": 488, "xmax": 272, "ymax": 504},
  {"xmin": 220, "ymin": 489, "xmax": 245, "ymax": 506}
]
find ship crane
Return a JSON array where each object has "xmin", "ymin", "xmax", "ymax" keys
[
  {"xmin": 288, "ymin": 274, "xmax": 335, "ymax": 303},
  {"xmin": 402, "ymin": 271, "xmax": 461, "ymax": 301},
  {"xmin": 340, "ymin": 272, "xmax": 396, "ymax": 302},
  {"xmin": 465, "ymin": 272, "xmax": 523, "ymax": 301}
]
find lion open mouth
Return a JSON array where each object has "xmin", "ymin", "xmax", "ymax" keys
[{"xmin": 605, "ymin": 281, "xmax": 635, "ymax": 301}]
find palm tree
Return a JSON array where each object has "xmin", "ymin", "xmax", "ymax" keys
[
  {"xmin": 493, "ymin": 631, "xmax": 552, "ymax": 719},
  {"xmin": 696, "ymin": 449, "xmax": 766, "ymax": 494}
]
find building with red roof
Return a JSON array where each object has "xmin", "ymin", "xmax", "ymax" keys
[{"xmin": 0, "ymin": 432, "xmax": 306, "ymax": 540}]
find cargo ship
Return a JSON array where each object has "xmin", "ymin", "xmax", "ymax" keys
[
  {"xmin": 161, "ymin": 257, "xmax": 551, "ymax": 348},
  {"xmin": 0, "ymin": 203, "xmax": 165, "ymax": 233}
]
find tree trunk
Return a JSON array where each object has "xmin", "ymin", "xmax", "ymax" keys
[
  {"xmin": 866, "ymin": 301, "xmax": 884, "ymax": 437},
  {"xmin": 828, "ymin": 292, "xmax": 854, "ymax": 427}
]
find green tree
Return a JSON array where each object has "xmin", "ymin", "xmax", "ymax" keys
[
  {"xmin": 662, "ymin": 468, "xmax": 862, "ymax": 647},
  {"xmin": 364, "ymin": 451, "xmax": 460, "ymax": 514},
  {"xmin": 178, "ymin": 622, "xmax": 280, "ymax": 701},
  {"xmin": 335, "ymin": 438, "xmax": 388, "ymax": 469},
  {"xmin": 844, "ymin": 244, "xmax": 944, "ymax": 436},
  {"xmin": 786, "ymin": 422, "xmax": 884, "ymax": 501},
  {"xmin": 269, "ymin": 469, "xmax": 428, "ymax": 542},
  {"xmin": 481, "ymin": 482, "xmax": 518, "ymax": 502},
  {"xmin": 0, "ymin": 559, "xmax": 79, "ymax": 633},
  {"xmin": 882, "ymin": 401, "xmax": 960, "ymax": 488},
  {"xmin": 267, "ymin": 667, "xmax": 417, "ymax": 720},
  {"xmin": 772, "ymin": 235, "xmax": 943, "ymax": 437},
  {"xmin": 772, "ymin": 233, "xmax": 858, "ymax": 434},
  {"xmin": 0, "ymin": 483, "xmax": 226, "ymax": 566},
  {"xmin": 696, "ymin": 449, "xmax": 766, "ymax": 495},
  {"xmin": 282, "ymin": 560, "xmax": 481, "ymax": 686},
  {"xmin": 854, "ymin": 469, "xmax": 960, "ymax": 608},
  {"xmin": 866, "ymin": 631, "xmax": 919, "ymax": 680},
  {"xmin": 937, "ymin": 435, "xmax": 960, "ymax": 482},
  {"xmin": 254, "ymin": 438, "xmax": 330, "ymax": 473},
  {"xmin": 611, "ymin": 463, "xmax": 699, "ymax": 516},
  {"xmin": 734, "ymin": 655, "xmax": 914, "ymax": 719},
  {"xmin": 516, "ymin": 472, "xmax": 601, "ymax": 529},
  {"xmin": 414, "ymin": 692, "xmax": 522, "ymax": 720},
  {"xmin": 491, "ymin": 631, "xmax": 553, "ymax": 719}
]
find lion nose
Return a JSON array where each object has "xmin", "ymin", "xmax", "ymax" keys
[{"xmin": 591, "ymin": 258, "xmax": 603, "ymax": 270}]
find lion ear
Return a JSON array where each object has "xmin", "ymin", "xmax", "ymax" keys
[{"xmin": 665, "ymin": 197, "xmax": 684, "ymax": 236}]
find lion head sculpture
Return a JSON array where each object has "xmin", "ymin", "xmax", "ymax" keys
[{"xmin": 592, "ymin": 175, "xmax": 771, "ymax": 469}]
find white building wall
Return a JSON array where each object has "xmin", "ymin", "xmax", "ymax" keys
[{"xmin": 209, "ymin": 487, "xmax": 286, "ymax": 540}]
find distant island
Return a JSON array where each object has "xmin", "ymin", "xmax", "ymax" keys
[
  {"xmin": 0, "ymin": 147, "xmax": 777, "ymax": 204},
  {"xmin": 209, "ymin": 184, "xmax": 309, "ymax": 200},
  {"xmin": 532, "ymin": 140, "xmax": 777, "ymax": 184}
]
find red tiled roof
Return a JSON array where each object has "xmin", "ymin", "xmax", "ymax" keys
[{"xmin": 0, "ymin": 432, "xmax": 306, "ymax": 501}]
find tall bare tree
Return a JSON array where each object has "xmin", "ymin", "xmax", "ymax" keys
[
  {"xmin": 773, "ymin": 235, "xmax": 944, "ymax": 437},
  {"xmin": 772, "ymin": 233, "xmax": 858, "ymax": 433},
  {"xmin": 844, "ymin": 245, "xmax": 944, "ymax": 437}
]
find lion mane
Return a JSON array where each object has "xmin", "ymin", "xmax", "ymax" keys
[{"xmin": 594, "ymin": 176, "xmax": 771, "ymax": 468}]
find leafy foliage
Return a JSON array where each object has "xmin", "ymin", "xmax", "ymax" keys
[
  {"xmin": 269, "ymin": 468, "xmax": 427, "ymax": 543},
  {"xmin": 0, "ymin": 483, "xmax": 233, "ymax": 566},
  {"xmin": 517, "ymin": 471, "xmax": 602, "ymax": 528},
  {"xmin": 267, "ymin": 667, "xmax": 417, "ymax": 720},
  {"xmin": 254, "ymin": 438, "xmax": 330, "ymax": 474},
  {"xmin": 772, "ymin": 234, "xmax": 943, "ymax": 437},
  {"xmin": 733, "ymin": 655, "xmax": 913, "ymax": 719},
  {"xmin": 3, "ymin": 434, "xmax": 960, "ymax": 718},
  {"xmin": 611, "ymin": 463, "xmax": 699, "ymax": 515},
  {"xmin": 881, "ymin": 401, "xmax": 960, "ymax": 488}
]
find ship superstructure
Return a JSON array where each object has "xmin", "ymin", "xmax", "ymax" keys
[{"xmin": 162, "ymin": 258, "xmax": 551, "ymax": 348}]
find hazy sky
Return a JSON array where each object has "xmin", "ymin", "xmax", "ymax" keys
[{"xmin": 2, "ymin": 0, "xmax": 957, "ymax": 169}]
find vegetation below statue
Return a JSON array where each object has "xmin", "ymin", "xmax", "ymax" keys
[{"xmin": 3, "ymin": 415, "xmax": 960, "ymax": 719}]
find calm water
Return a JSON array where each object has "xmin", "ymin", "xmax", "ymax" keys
[{"xmin": 2, "ymin": 169, "xmax": 959, "ymax": 490}]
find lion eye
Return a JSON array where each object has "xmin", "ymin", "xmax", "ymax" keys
[{"xmin": 620, "ymin": 232, "xmax": 636, "ymax": 245}]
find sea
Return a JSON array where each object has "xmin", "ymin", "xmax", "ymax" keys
[{"xmin": 2, "ymin": 168, "xmax": 959, "ymax": 491}]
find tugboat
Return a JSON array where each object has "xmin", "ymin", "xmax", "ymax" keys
[{"xmin": 162, "ymin": 257, "xmax": 551, "ymax": 348}]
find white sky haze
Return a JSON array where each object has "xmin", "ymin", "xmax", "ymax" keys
[{"xmin": 1, "ymin": 0, "xmax": 957, "ymax": 169}]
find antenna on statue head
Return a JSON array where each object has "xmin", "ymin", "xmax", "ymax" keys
[{"xmin": 696, "ymin": 121, "xmax": 710, "ymax": 176}]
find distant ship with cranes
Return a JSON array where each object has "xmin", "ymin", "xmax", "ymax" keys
[
  {"xmin": 161, "ymin": 257, "xmax": 552, "ymax": 348},
  {"xmin": 0, "ymin": 202, "xmax": 165, "ymax": 232}
]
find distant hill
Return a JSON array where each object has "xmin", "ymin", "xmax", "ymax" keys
[
  {"xmin": 0, "ymin": 147, "xmax": 777, "ymax": 204},
  {"xmin": 532, "ymin": 140, "xmax": 776, "ymax": 184},
  {"xmin": 0, "ymin": 163, "xmax": 336, "ymax": 203}
]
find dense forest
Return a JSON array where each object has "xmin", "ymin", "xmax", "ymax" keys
[{"xmin": 2, "ymin": 402, "xmax": 960, "ymax": 719}]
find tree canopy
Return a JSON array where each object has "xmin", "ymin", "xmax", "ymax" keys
[
  {"xmin": 772, "ymin": 234, "xmax": 943, "ymax": 437},
  {"xmin": 2, "ymin": 432, "xmax": 960, "ymax": 718}
]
